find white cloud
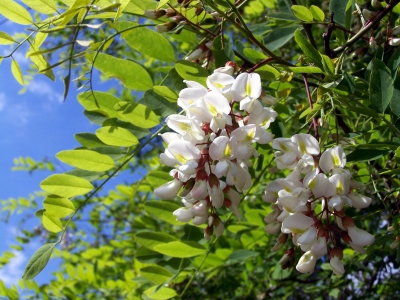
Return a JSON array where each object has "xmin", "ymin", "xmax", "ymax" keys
[
  {"xmin": 0, "ymin": 93, "xmax": 6, "ymax": 111},
  {"xmin": 26, "ymin": 80, "xmax": 63, "ymax": 103},
  {"xmin": 0, "ymin": 251, "xmax": 26, "ymax": 286}
]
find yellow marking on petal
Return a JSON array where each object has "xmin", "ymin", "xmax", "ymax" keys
[
  {"xmin": 333, "ymin": 152, "xmax": 341, "ymax": 166},
  {"xmin": 289, "ymin": 227, "xmax": 306, "ymax": 234},
  {"xmin": 207, "ymin": 102, "xmax": 218, "ymax": 116},
  {"xmin": 179, "ymin": 123, "xmax": 192, "ymax": 132},
  {"xmin": 261, "ymin": 117, "xmax": 270, "ymax": 127},
  {"xmin": 299, "ymin": 139, "xmax": 307, "ymax": 155},
  {"xmin": 246, "ymin": 81, "xmax": 252, "ymax": 96},
  {"xmin": 173, "ymin": 153, "xmax": 187, "ymax": 164},
  {"xmin": 223, "ymin": 144, "xmax": 232, "ymax": 158},
  {"xmin": 308, "ymin": 178, "xmax": 316, "ymax": 189},
  {"xmin": 336, "ymin": 180, "xmax": 344, "ymax": 195},
  {"xmin": 211, "ymin": 80, "xmax": 224, "ymax": 89},
  {"xmin": 279, "ymin": 142, "xmax": 288, "ymax": 151},
  {"xmin": 245, "ymin": 128, "xmax": 255, "ymax": 143}
]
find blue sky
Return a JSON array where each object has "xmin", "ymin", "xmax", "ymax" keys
[{"xmin": 0, "ymin": 19, "xmax": 121, "ymax": 286}]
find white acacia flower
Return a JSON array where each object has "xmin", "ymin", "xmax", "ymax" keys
[
  {"xmin": 281, "ymin": 213, "xmax": 314, "ymax": 234},
  {"xmin": 231, "ymin": 72, "xmax": 262, "ymax": 102},
  {"xmin": 319, "ymin": 146, "xmax": 346, "ymax": 173},
  {"xmin": 296, "ymin": 250, "xmax": 317, "ymax": 273}
]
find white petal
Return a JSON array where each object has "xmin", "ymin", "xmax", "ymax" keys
[
  {"xmin": 296, "ymin": 251, "xmax": 317, "ymax": 273},
  {"xmin": 154, "ymin": 179, "xmax": 183, "ymax": 200},
  {"xmin": 348, "ymin": 226, "xmax": 374, "ymax": 247}
]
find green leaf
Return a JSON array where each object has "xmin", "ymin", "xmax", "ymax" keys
[
  {"xmin": 0, "ymin": 0, "xmax": 33, "ymax": 25},
  {"xmin": 22, "ymin": 243, "xmax": 56, "ymax": 280},
  {"xmin": 329, "ymin": 0, "xmax": 353, "ymax": 28},
  {"xmin": 140, "ymin": 265, "xmax": 173, "ymax": 285},
  {"xmin": 0, "ymin": 31, "xmax": 15, "ymax": 44},
  {"xmin": 152, "ymin": 86, "xmax": 177, "ymax": 103},
  {"xmin": 121, "ymin": 25, "xmax": 174, "ymax": 62},
  {"xmin": 388, "ymin": 46, "xmax": 400, "ymax": 78},
  {"xmin": 310, "ymin": 5, "xmax": 325, "ymax": 21},
  {"xmin": 243, "ymin": 48, "xmax": 267, "ymax": 63},
  {"xmin": 153, "ymin": 241, "xmax": 206, "ymax": 258},
  {"xmin": 321, "ymin": 54, "xmax": 334, "ymax": 75},
  {"xmin": 291, "ymin": 5, "xmax": 313, "ymax": 22},
  {"xmin": 294, "ymin": 29, "xmax": 324, "ymax": 70},
  {"xmin": 227, "ymin": 250, "xmax": 260, "ymax": 262},
  {"xmin": 267, "ymin": 12, "xmax": 298, "ymax": 21},
  {"xmin": 285, "ymin": 66, "xmax": 323, "ymax": 73},
  {"xmin": 40, "ymin": 174, "xmax": 94, "ymax": 198},
  {"xmin": 391, "ymin": 77, "xmax": 400, "ymax": 118},
  {"xmin": 56, "ymin": 149, "xmax": 115, "ymax": 172},
  {"xmin": 42, "ymin": 212, "xmax": 63, "ymax": 233},
  {"xmin": 43, "ymin": 195, "xmax": 75, "ymax": 218},
  {"xmin": 369, "ymin": 59, "xmax": 394, "ymax": 113},
  {"xmin": 263, "ymin": 25, "xmax": 299, "ymax": 52},
  {"xmin": 11, "ymin": 59, "xmax": 24, "ymax": 85},
  {"xmin": 94, "ymin": 53, "xmax": 153, "ymax": 91},
  {"xmin": 156, "ymin": 0, "xmax": 169, "ymax": 9},
  {"xmin": 347, "ymin": 149, "xmax": 390, "ymax": 162},
  {"xmin": 143, "ymin": 286, "xmax": 177, "ymax": 300},
  {"xmin": 146, "ymin": 171, "xmax": 171, "ymax": 188},
  {"xmin": 65, "ymin": 169, "xmax": 105, "ymax": 182},
  {"xmin": 135, "ymin": 232, "xmax": 178, "ymax": 250},
  {"xmin": 78, "ymin": 91, "xmax": 121, "ymax": 118},
  {"xmin": 142, "ymin": 90, "xmax": 176, "ymax": 118},
  {"xmin": 168, "ymin": 67, "xmax": 187, "ymax": 90},
  {"xmin": 75, "ymin": 132, "xmax": 106, "ymax": 148},
  {"xmin": 145, "ymin": 201, "xmax": 184, "ymax": 225},
  {"xmin": 306, "ymin": 104, "xmax": 321, "ymax": 123},
  {"xmin": 212, "ymin": 37, "xmax": 235, "ymax": 68},
  {"xmin": 257, "ymin": 64, "xmax": 280, "ymax": 80},
  {"xmin": 175, "ymin": 60, "xmax": 209, "ymax": 87},
  {"xmin": 135, "ymin": 247, "xmax": 163, "ymax": 263},
  {"xmin": 115, "ymin": 102, "xmax": 159, "ymax": 129},
  {"xmin": 96, "ymin": 126, "xmax": 139, "ymax": 147},
  {"xmin": 21, "ymin": 0, "xmax": 58, "ymax": 14}
]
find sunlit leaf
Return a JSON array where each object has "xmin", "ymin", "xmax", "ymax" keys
[
  {"xmin": 56, "ymin": 149, "xmax": 115, "ymax": 172},
  {"xmin": 94, "ymin": 53, "xmax": 153, "ymax": 91},
  {"xmin": 42, "ymin": 212, "xmax": 63, "ymax": 233},
  {"xmin": 95, "ymin": 126, "xmax": 139, "ymax": 147},
  {"xmin": 153, "ymin": 241, "xmax": 206, "ymax": 258},
  {"xmin": 43, "ymin": 195, "xmax": 75, "ymax": 218},
  {"xmin": 115, "ymin": 102, "xmax": 160, "ymax": 129},
  {"xmin": 0, "ymin": 0, "xmax": 32, "ymax": 25},
  {"xmin": 40, "ymin": 174, "xmax": 93, "ymax": 198},
  {"xmin": 11, "ymin": 59, "xmax": 24, "ymax": 85}
]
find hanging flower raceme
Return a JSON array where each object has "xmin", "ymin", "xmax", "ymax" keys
[
  {"xmin": 155, "ymin": 62, "xmax": 278, "ymax": 240},
  {"xmin": 263, "ymin": 135, "xmax": 375, "ymax": 276}
]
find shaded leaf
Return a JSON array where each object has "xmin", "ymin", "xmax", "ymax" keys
[
  {"xmin": 78, "ymin": 91, "xmax": 121, "ymax": 119},
  {"xmin": 369, "ymin": 59, "xmax": 394, "ymax": 113},
  {"xmin": 227, "ymin": 250, "xmax": 259, "ymax": 262},
  {"xmin": 145, "ymin": 201, "xmax": 184, "ymax": 225},
  {"xmin": 347, "ymin": 149, "xmax": 390, "ymax": 162},
  {"xmin": 294, "ymin": 29, "xmax": 324, "ymax": 70},
  {"xmin": 175, "ymin": 60, "xmax": 208, "ymax": 86},
  {"xmin": 291, "ymin": 5, "xmax": 313, "ymax": 22},
  {"xmin": 263, "ymin": 25, "xmax": 299, "ymax": 52},
  {"xmin": 135, "ymin": 232, "xmax": 178, "ymax": 250},
  {"xmin": 22, "ymin": 243, "xmax": 56, "ymax": 280}
]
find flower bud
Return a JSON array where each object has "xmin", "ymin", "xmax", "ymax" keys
[
  {"xmin": 296, "ymin": 250, "xmax": 317, "ymax": 273},
  {"xmin": 362, "ymin": 9, "xmax": 377, "ymax": 20},
  {"xmin": 279, "ymin": 248, "xmax": 294, "ymax": 265},
  {"xmin": 265, "ymin": 221, "xmax": 281, "ymax": 234},
  {"xmin": 389, "ymin": 38, "xmax": 400, "ymax": 47},
  {"xmin": 393, "ymin": 25, "xmax": 400, "ymax": 35},
  {"xmin": 330, "ymin": 255, "xmax": 345, "ymax": 276},
  {"xmin": 165, "ymin": 8, "xmax": 177, "ymax": 18},
  {"xmin": 154, "ymin": 179, "xmax": 183, "ymax": 199},
  {"xmin": 156, "ymin": 22, "xmax": 178, "ymax": 33},
  {"xmin": 144, "ymin": 9, "xmax": 166, "ymax": 19},
  {"xmin": 371, "ymin": 0, "xmax": 383, "ymax": 9}
]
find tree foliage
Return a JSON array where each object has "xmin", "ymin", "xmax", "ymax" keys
[{"xmin": 1, "ymin": 0, "xmax": 400, "ymax": 299}]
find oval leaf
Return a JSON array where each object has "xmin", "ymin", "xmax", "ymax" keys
[
  {"xmin": 96, "ymin": 126, "xmax": 139, "ymax": 147},
  {"xmin": 292, "ymin": 5, "xmax": 313, "ymax": 22},
  {"xmin": 0, "ymin": 0, "xmax": 33, "ymax": 25},
  {"xmin": 153, "ymin": 241, "xmax": 206, "ymax": 258},
  {"xmin": 369, "ymin": 59, "xmax": 394, "ymax": 113},
  {"xmin": 43, "ymin": 195, "xmax": 75, "ymax": 218},
  {"xmin": 140, "ymin": 265, "xmax": 174, "ymax": 285},
  {"xmin": 21, "ymin": 0, "xmax": 58, "ymax": 14},
  {"xmin": 11, "ymin": 59, "xmax": 24, "ymax": 85},
  {"xmin": 78, "ymin": 91, "xmax": 121, "ymax": 118},
  {"xmin": 0, "ymin": 31, "xmax": 15, "ymax": 44},
  {"xmin": 40, "ymin": 174, "xmax": 93, "ymax": 198},
  {"xmin": 122, "ymin": 25, "xmax": 175, "ymax": 62},
  {"xmin": 22, "ymin": 243, "xmax": 56, "ymax": 280},
  {"xmin": 115, "ymin": 102, "xmax": 159, "ymax": 129},
  {"xmin": 310, "ymin": 5, "xmax": 325, "ymax": 21},
  {"xmin": 175, "ymin": 60, "xmax": 208, "ymax": 87},
  {"xmin": 42, "ymin": 212, "xmax": 63, "ymax": 233},
  {"xmin": 56, "ymin": 149, "xmax": 115, "ymax": 172},
  {"xmin": 135, "ymin": 232, "xmax": 177, "ymax": 250},
  {"xmin": 145, "ymin": 201, "xmax": 184, "ymax": 225},
  {"xmin": 94, "ymin": 53, "xmax": 152, "ymax": 91}
]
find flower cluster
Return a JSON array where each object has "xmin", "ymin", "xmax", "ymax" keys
[
  {"xmin": 264, "ymin": 134, "xmax": 375, "ymax": 275},
  {"xmin": 155, "ymin": 63, "xmax": 278, "ymax": 239}
]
